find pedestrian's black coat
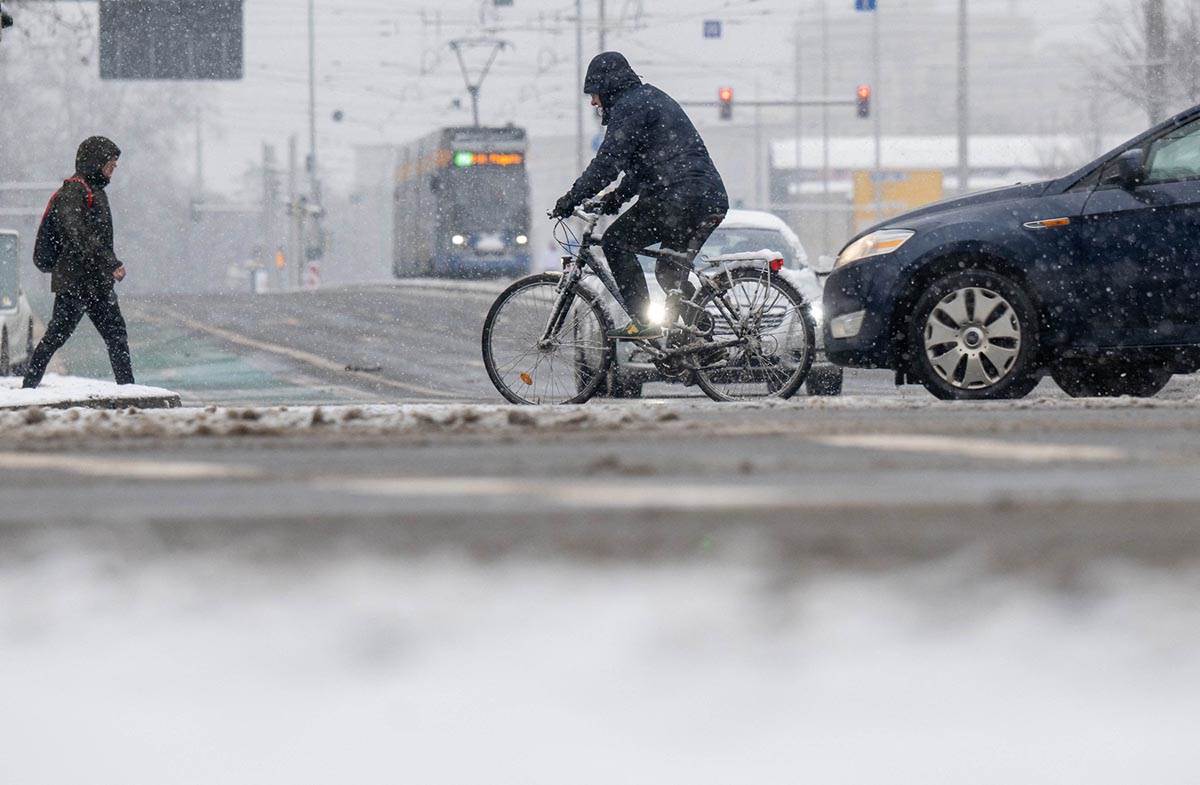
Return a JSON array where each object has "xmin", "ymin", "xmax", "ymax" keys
[
  {"xmin": 43, "ymin": 136, "xmax": 123, "ymax": 298},
  {"xmin": 559, "ymin": 52, "xmax": 728, "ymax": 214}
]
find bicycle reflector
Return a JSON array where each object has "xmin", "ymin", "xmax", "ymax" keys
[{"xmin": 770, "ymin": 258, "xmax": 785, "ymax": 272}]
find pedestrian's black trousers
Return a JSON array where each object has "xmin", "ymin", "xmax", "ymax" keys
[
  {"xmin": 599, "ymin": 194, "xmax": 726, "ymax": 324},
  {"xmin": 23, "ymin": 288, "xmax": 134, "ymax": 388}
]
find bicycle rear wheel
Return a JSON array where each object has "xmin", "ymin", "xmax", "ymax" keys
[
  {"xmin": 482, "ymin": 273, "xmax": 614, "ymax": 405},
  {"xmin": 693, "ymin": 268, "xmax": 815, "ymax": 401}
]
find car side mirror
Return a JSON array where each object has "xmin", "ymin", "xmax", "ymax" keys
[{"xmin": 1102, "ymin": 149, "xmax": 1146, "ymax": 189}]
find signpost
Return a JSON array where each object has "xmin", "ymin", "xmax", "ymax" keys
[{"xmin": 99, "ymin": 0, "xmax": 244, "ymax": 81}]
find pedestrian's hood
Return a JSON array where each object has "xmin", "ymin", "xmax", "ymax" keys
[{"xmin": 75, "ymin": 136, "xmax": 121, "ymax": 189}]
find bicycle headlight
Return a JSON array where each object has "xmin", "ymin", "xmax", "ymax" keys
[{"xmin": 835, "ymin": 229, "xmax": 914, "ymax": 270}]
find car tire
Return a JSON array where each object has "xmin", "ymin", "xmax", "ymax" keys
[
  {"xmin": 0, "ymin": 327, "xmax": 9, "ymax": 377},
  {"xmin": 910, "ymin": 269, "xmax": 1040, "ymax": 401},
  {"xmin": 1052, "ymin": 361, "xmax": 1171, "ymax": 398},
  {"xmin": 805, "ymin": 365, "xmax": 844, "ymax": 396}
]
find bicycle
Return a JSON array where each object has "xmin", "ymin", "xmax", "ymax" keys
[{"xmin": 481, "ymin": 203, "xmax": 816, "ymax": 404}]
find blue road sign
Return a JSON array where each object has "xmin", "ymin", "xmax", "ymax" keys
[
  {"xmin": 703, "ymin": 19, "xmax": 722, "ymax": 38},
  {"xmin": 855, "ymin": 0, "xmax": 877, "ymax": 10}
]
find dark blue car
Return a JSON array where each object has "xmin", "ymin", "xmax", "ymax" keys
[{"xmin": 824, "ymin": 104, "xmax": 1200, "ymax": 400}]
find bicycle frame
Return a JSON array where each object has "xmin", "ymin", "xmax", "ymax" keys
[{"xmin": 539, "ymin": 207, "xmax": 781, "ymax": 372}]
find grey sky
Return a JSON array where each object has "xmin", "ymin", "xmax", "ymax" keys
[{"xmin": 184, "ymin": 0, "xmax": 1107, "ymax": 194}]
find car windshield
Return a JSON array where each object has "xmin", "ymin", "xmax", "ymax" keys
[
  {"xmin": 0, "ymin": 234, "xmax": 18, "ymax": 307},
  {"xmin": 637, "ymin": 227, "xmax": 798, "ymax": 273}
]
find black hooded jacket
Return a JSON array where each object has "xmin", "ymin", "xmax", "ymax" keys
[
  {"xmin": 39, "ymin": 136, "xmax": 123, "ymax": 297},
  {"xmin": 561, "ymin": 52, "xmax": 728, "ymax": 213}
]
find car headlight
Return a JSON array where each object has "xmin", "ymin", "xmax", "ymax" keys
[
  {"xmin": 835, "ymin": 229, "xmax": 914, "ymax": 270},
  {"xmin": 515, "ymin": 234, "xmax": 528, "ymax": 246},
  {"xmin": 451, "ymin": 234, "xmax": 466, "ymax": 246}
]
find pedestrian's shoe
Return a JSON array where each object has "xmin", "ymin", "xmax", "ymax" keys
[{"xmin": 606, "ymin": 322, "xmax": 662, "ymax": 341}]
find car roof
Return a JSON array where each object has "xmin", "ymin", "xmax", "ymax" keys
[
  {"xmin": 719, "ymin": 209, "xmax": 791, "ymax": 232},
  {"xmin": 716, "ymin": 209, "xmax": 807, "ymax": 263}
]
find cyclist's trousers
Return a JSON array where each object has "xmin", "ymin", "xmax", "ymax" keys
[{"xmin": 600, "ymin": 194, "xmax": 726, "ymax": 324}]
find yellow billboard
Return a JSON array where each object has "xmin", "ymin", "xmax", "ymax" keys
[{"xmin": 854, "ymin": 170, "xmax": 944, "ymax": 232}]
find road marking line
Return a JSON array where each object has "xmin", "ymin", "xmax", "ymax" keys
[
  {"xmin": 0, "ymin": 452, "xmax": 262, "ymax": 480},
  {"xmin": 327, "ymin": 477, "xmax": 797, "ymax": 509},
  {"xmin": 147, "ymin": 306, "xmax": 462, "ymax": 399},
  {"xmin": 812, "ymin": 433, "xmax": 1126, "ymax": 463}
]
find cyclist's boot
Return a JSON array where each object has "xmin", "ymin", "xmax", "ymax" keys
[{"xmin": 606, "ymin": 321, "xmax": 663, "ymax": 341}]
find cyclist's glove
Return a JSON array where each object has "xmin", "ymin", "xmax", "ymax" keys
[
  {"xmin": 551, "ymin": 194, "xmax": 576, "ymax": 219},
  {"xmin": 598, "ymin": 191, "xmax": 624, "ymax": 215}
]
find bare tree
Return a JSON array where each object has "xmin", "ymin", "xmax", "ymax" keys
[{"xmin": 1091, "ymin": 0, "xmax": 1200, "ymax": 124}]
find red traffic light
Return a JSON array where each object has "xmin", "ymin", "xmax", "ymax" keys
[
  {"xmin": 856, "ymin": 84, "xmax": 872, "ymax": 118},
  {"xmin": 718, "ymin": 86, "xmax": 734, "ymax": 120}
]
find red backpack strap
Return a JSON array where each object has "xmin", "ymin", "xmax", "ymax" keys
[
  {"xmin": 41, "ymin": 177, "xmax": 96, "ymax": 223},
  {"xmin": 63, "ymin": 177, "xmax": 95, "ymax": 208}
]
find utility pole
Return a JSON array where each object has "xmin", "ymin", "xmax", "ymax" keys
[
  {"xmin": 871, "ymin": 0, "xmax": 882, "ymax": 175},
  {"xmin": 754, "ymin": 79, "xmax": 763, "ymax": 208},
  {"xmin": 1146, "ymin": 0, "xmax": 1167, "ymax": 124},
  {"xmin": 575, "ymin": 0, "xmax": 584, "ymax": 172},
  {"xmin": 820, "ymin": 0, "xmax": 831, "ymax": 247},
  {"xmin": 262, "ymin": 143, "xmax": 279, "ymax": 290},
  {"xmin": 194, "ymin": 105, "xmax": 204, "ymax": 197},
  {"xmin": 956, "ymin": 0, "xmax": 970, "ymax": 195},
  {"xmin": 792, "ymin": 18, "xmax": 802, "ymax": 217},
  {"xmin": 288, "ymin": 134, "xmax": 301, "ymax": 290},
  {"xmin": 307, "ymin": 0, "xmax": 317, "ymax": 198},
  {"xmin": 598, "ymin": 0, "xmax": 606, "ymax": 52}
]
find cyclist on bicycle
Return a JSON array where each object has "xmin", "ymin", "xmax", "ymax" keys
[{"xmin": 552, "ymin": 52, "xmax": 729, "ymax": 340}]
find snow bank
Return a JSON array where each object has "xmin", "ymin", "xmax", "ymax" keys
[
  {"xmin": 0, "ymin": 394, "xmax": 1197, "ymax": 444},
  {"xmin": 0, "ymin": 401, "xmax": 686, "ymax": 443},
  {"xmin": 0, "ymin": 375, "xmax": 181, "ymax": 411}
]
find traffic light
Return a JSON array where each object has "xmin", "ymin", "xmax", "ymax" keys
[
  {"xmin": 718, "ymin": 86, "xmax": 734, "ymax": 120},
  {"xmin": 1, "ymin": 3, "xmax": 14, "ymax": 40},
  {"xmin": 856, "ymin": 84, "xmax": 872, "ymax": 118}
]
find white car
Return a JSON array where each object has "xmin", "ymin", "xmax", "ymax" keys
[
  {"xmin": 589, "ymin": 209, "xmax": 843, "ymax": 398},
  {"xmin": 0, "ymin": 230, "xmax": 34, "ymax": 377}
]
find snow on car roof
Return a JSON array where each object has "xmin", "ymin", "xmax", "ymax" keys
[
  {"xmin": 717, "ymin": 209, "xmax": 807, "ymax": 264},
  {"xmin": 719, "ymin": 209, "xmax": 791, "ymax": 231}
]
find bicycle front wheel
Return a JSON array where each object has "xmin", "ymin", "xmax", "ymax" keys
[
  {"xmin": 693, "ymin": 268, "xmax": 815, "ymax": 402},
  {"xmin": 482, "ymin": 273, "xmax": 614, "ymax": 405}
]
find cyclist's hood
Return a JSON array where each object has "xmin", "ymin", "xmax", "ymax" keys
[{"xmin": 583, "ymin": 51, "xmax": 642, "ymax": 125}]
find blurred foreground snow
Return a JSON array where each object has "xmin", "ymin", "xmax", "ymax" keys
[{"xmin": 2, "ymin": 544, "xmax": 1198, "ymax": 784}]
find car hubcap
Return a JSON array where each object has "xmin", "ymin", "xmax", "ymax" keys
[{"xmin": 923, "ymin": 286, "xmax": 1022, "ymax": 390}]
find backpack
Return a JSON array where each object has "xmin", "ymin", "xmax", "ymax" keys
[{"xmin": 33, "ymin": 177, "xmax": 94, "ymax": 274}]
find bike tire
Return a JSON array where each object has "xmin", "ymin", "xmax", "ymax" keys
[
  {"xmin": 693, "ymin": 268, "xmax": 815, "ymax": 402},
  {"xmin": 481, "ymin": 273, "xmax": 614, "ymax": 405}
]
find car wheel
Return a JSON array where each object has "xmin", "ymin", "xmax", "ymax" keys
[
  {"xmin": 1052, "ymin": 361, "xmax": 1171, "ymax": 398},
  {"xmin": 0, "ymin": 327, "xmax": 9, "ymax": 377},
  {"xmin": 910, "ymin": 270, "xmax": 1040, "ymax": 401},
  {"xmin": 805, "ymin": 365, "xmax": 844, "ymax": 396}
]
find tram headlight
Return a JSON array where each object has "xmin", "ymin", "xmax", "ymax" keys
[
  {"xmin": 515, "ymin": 234, "xmax": 528, "ymax": 246},
  {"xmin": 451, "ymin": 234, "xmax": 466, "ymax": 246}
]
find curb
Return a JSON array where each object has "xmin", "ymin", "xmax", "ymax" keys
[{"xmin": 0, "ymin": 394, "xmax": 182, "ymax": 412}]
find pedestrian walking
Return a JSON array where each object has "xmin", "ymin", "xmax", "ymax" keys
[{"xmin": 23, "ymin": 136, "xmax": 134, "ymax": 388}]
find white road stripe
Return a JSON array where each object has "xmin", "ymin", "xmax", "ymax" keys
[
  {"xmin": 148, "ymin": 306, "xmax": 462, "ymax": 399},
  {"xmin": 812, "ymin": 433, "xmax": 1126, "ymax": 463},
  {"xmin": 328, "ymin": 477, "xmax": 796, "ymax": 510},
  {"xmin": 0, "ymin": 452, "xmax": 262, "ymax": 480}
]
